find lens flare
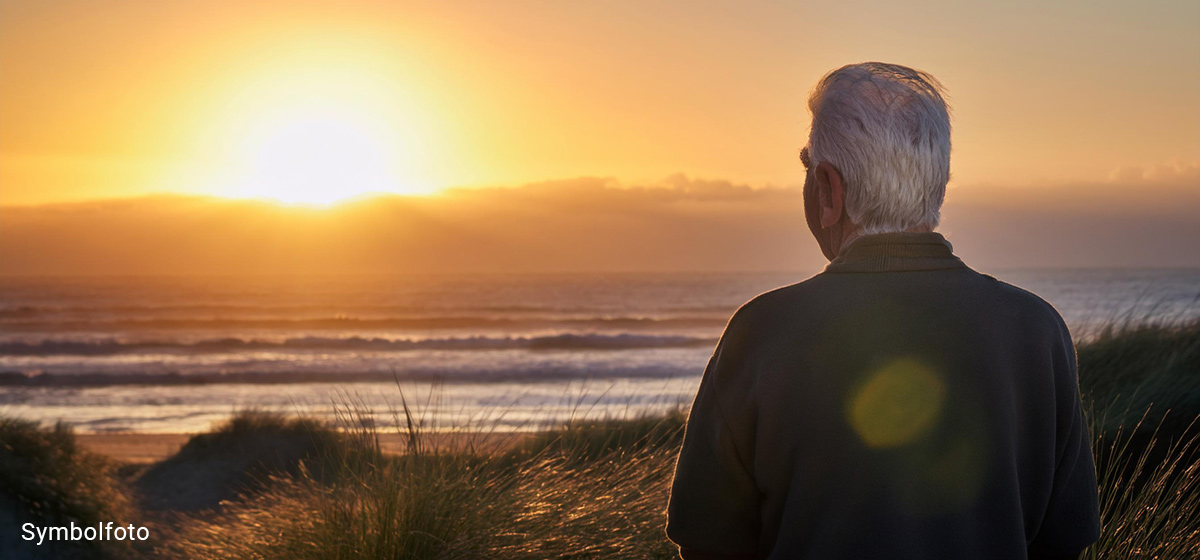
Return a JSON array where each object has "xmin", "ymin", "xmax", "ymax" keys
[{"xmin": 848, "ymin": 358, "xmax": 945, "ymax": 448}]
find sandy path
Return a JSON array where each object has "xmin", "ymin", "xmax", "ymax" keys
[{"xmin": 77, "ymin": 434, "xmax": 191, "ymax": 464}]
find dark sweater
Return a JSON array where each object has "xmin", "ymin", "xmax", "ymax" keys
[{"xmin": 666, "ymin": 233, "xmax": 1101, "ymax": 560}]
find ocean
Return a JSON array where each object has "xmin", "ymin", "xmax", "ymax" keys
[{"xmin": 2, "ymin": 269, "xmax": 1198, "ymax": 433}]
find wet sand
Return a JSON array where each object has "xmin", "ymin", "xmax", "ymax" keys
[{"xmin": 78, "ymin": 432, "xmax": 532, "ymax": 463}]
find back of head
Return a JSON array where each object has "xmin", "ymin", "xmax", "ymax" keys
[{"xmin": 807, "ymin": 62, "xmax": 952, "ymax": 234}]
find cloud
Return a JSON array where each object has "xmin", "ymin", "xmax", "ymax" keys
[
  {"xmin": 1, "ymin": 172, "xmax": 1197, "ymax": 275},
  {"xmin": 1107, "ymin": 160, "xmax": 1200, "ymax": 186}
]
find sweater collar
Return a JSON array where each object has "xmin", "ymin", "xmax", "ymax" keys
[{"xmin": 824, "ymin": 232, "xmax": 966, "ymax": 273}]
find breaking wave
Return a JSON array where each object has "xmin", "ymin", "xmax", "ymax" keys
[{"xmin": 0, "ymin": 333, "xmax": 718, "ymax": 356}]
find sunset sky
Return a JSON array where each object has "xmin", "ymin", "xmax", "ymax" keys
[{"xmin": 1, "ymin": 0, "xmax": 1197, "ymax": 272}]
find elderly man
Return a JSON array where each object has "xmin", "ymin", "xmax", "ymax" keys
[{"xmin": 666, "ymin": 63, "xmax": 1100, "ymax": 560}]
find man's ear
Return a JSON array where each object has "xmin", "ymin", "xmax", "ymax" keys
[{"xmin": 815, "ymin": 162, "xmax": 845, "ymax": 229}]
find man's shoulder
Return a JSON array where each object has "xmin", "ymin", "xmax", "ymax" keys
[
  {"xmin": 729, "ymin": 276, "xmax": 821, "ymax": 320},
  {"xmin": 721, "ymin": 274, "xmax": 843, "ymax": 336},
  {"xmin": 974, "ymin": 271, "xmax": 1071, "ymax": 332},
  {"xmin": 728, "ymin": 268, "xmax": 1069, "ymax": 335}
]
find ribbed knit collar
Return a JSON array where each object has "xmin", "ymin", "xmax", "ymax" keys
[{"xmin": 824, "ymin": 232, "xmax": 966, "ymax": 273}]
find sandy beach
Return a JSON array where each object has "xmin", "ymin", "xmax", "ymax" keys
[
  {"xmin": 77, "ymin": 431, "xmax": 533, "ymax": 463},
  {"xmin": 76, "ymin": 434, "xmax": 192, "ymax": 464}
]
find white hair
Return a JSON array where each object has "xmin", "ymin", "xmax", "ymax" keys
[{"xmin": 806, "ymin": 62, "xmax": 952, "ymax": 234}]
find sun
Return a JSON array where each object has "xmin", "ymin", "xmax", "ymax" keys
[
  {"xmin": 223, "ymin": 104, "xmax": 427, "ymax": 205},
  {"xmin": 239, "ymin": 114, "xmax": 397, "ymax": 205},
  {"xmin": 195, "ymin": 55, "xmax": 441, "ymax": 206}
]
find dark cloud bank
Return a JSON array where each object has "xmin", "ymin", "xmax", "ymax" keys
[{"xmin": 2, "ymin": 170, "xmax": 1198, "ymax": 276}]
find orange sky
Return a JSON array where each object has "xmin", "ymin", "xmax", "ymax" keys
[{"xmin": 1, "ymin": 0, "xmax": 1197, "ymax": 206}]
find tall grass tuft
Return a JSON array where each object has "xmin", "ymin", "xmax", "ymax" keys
[
  {"xmin": 1079, "ymin": 318, "xmax": 1200, "ymax": 558},
  {"xmin": 492, "ymin": 439, "xmax": 680, "ymax": 559},
  {"xmin": 0, "ymin": 418, "xmax": 133, "ymax": 559},
  {"xmin": 508, "ymin": 410, "xmax": 686, "ymax": 466},
  {"xmin": 1080, "ymin": 319, "xmax": 1200, "ymax": 438},
  {"xmin": 1085, "ymin": 416, "xmax": 1200, "ymax": 559},
  {"xmin": 164, "ymin": 409, "xmax": 687, "ymax": 560}
]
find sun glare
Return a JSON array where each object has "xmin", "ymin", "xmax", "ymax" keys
[
  {"xmin": 195, "ymin": 52, "xmax": 441, "ymax": 206},
  {"xmin": 239, "ymin": 115, "xmax": 397, "ymax": 205}
]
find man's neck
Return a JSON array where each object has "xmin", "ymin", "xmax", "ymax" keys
[{"xmin": 834, "ymin": 225, "xmax": 935, "ymax": 257}]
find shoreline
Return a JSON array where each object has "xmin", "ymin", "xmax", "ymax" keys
[{"xmin": 77, "ymin": 431, "xmax": 532, "ymax": 463}]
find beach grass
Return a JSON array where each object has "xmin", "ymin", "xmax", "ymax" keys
[
  {"xmin": 1, "ymin": 319, "xmax": 1197, "ymax": 559},
  {"xmin": 1080, "ymin": 319, "xmax": 1200, "ymax": 440},
  {"xmin": 161, "ymin": 407, "xmax": 686, "ymax": 560},
  {"xmin": 1086, "ymin": 417, "xmax": 1200, "ymax": 559},
  {"xmin": 0, "ymin": 419, "xmax": 134, "ymax": 559}
]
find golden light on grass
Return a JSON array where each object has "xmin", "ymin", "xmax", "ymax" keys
[{"xmin": 848, "ymin": 358, "xmax": 945, "ymax": 448}]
